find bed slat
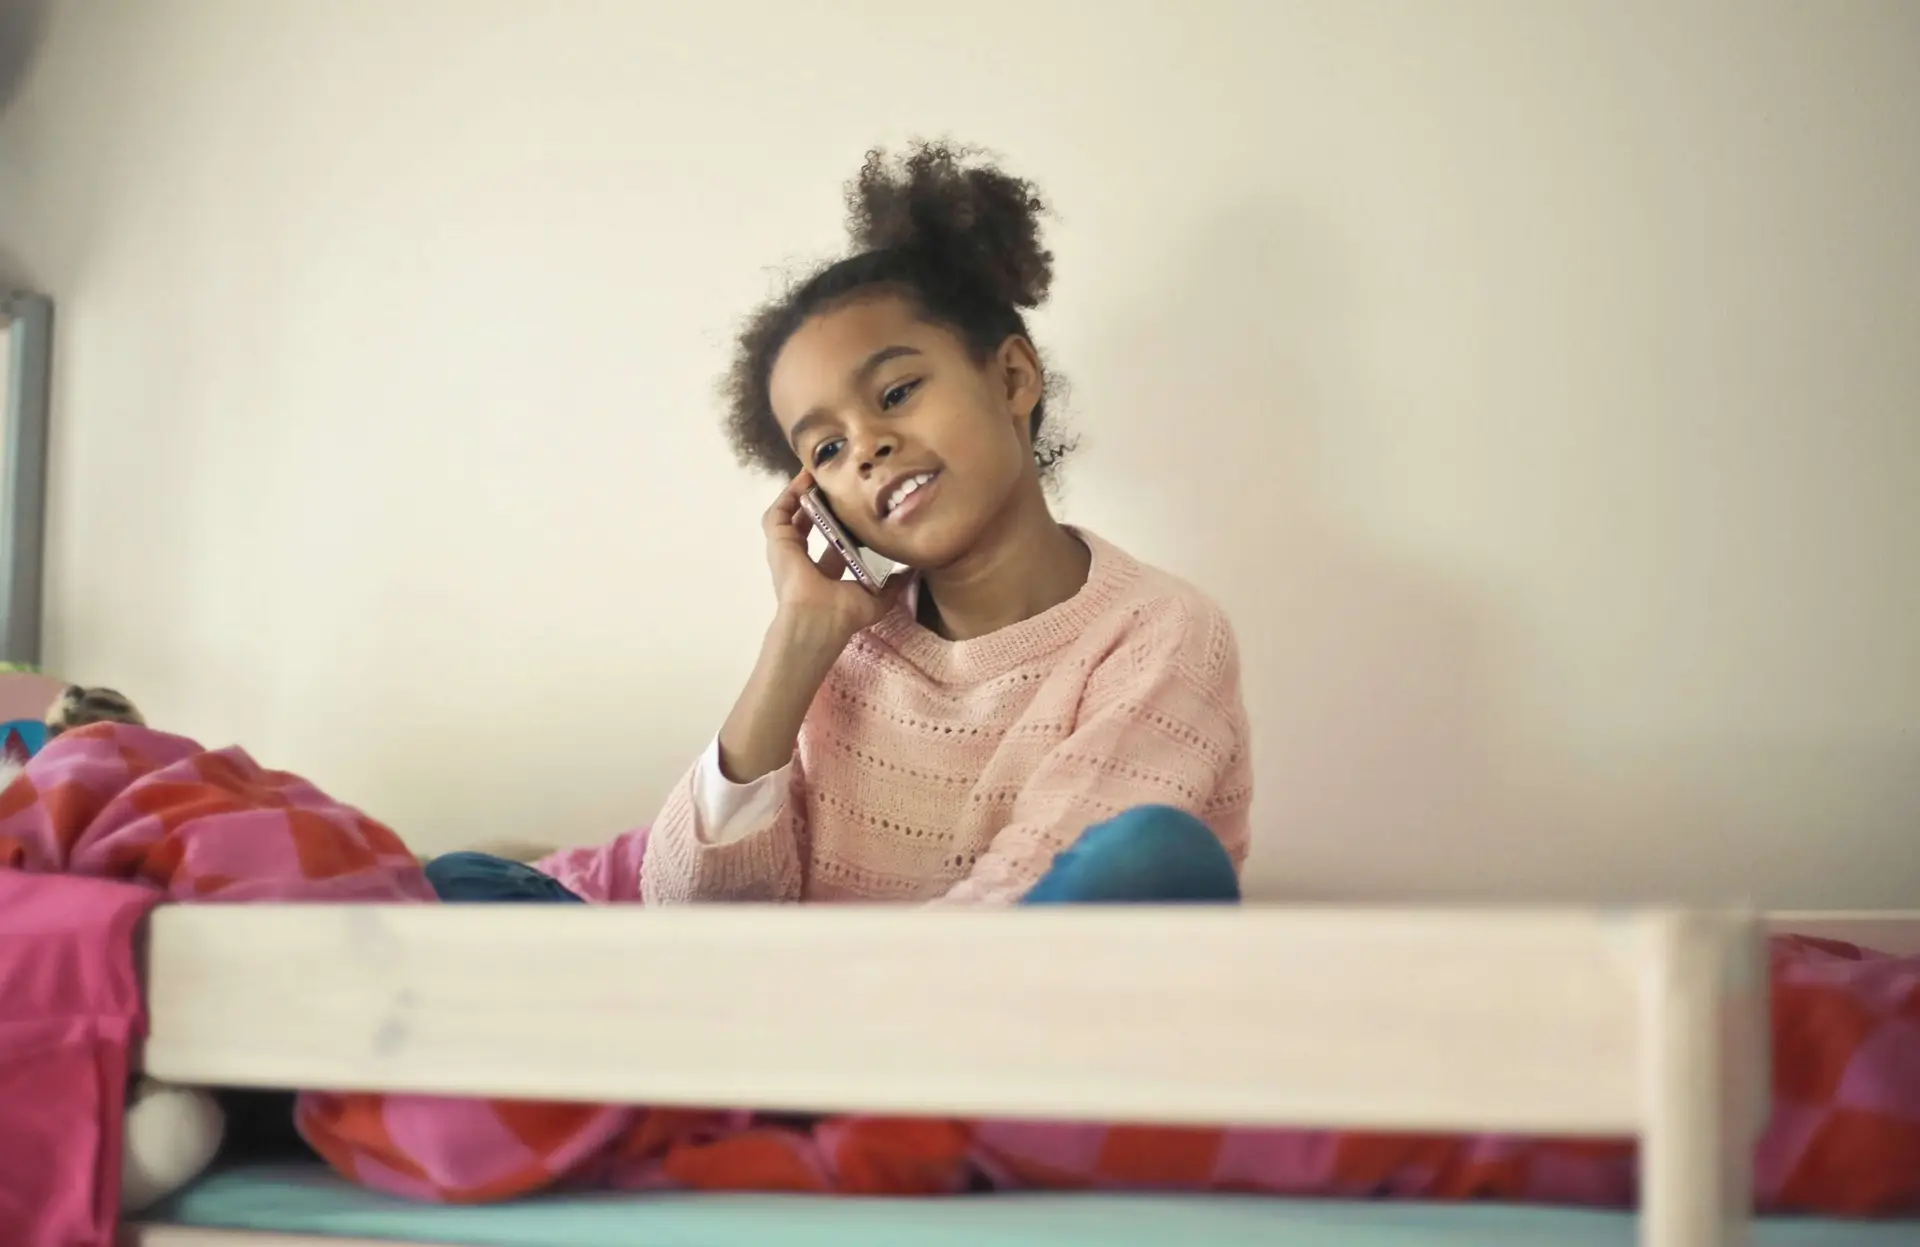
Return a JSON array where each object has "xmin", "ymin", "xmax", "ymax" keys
[{"xmin": 140, "ymin": 906, "xmax": 1746, "ymax": 1137}]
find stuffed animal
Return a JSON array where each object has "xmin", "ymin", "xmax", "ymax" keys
[
  {"xmin": 45, "ymin": 682, "xmax": 146, "ymax": 735},
  {"xmin": 121, "ymin": 1079, "xmax": 226, "ymax": 1212}
]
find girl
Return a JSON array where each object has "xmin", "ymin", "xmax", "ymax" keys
[{"xmin": 430, "ymin": 141, "xmax": 1253, "ymax": 907}]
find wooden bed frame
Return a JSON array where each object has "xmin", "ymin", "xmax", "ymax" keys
[
  {"xmin": 118, "ymin": 904, "xmax": 1920, "ymax": 1247},
  {"xmin": 124, "ymin": 906, "xmax": 1920, "ymax": 1247}
]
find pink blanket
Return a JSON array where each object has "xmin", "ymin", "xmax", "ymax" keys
[
  {"xmin": 0, "ymin": 871, "xmax": 159, "ymax": 1247},
  {"xmin": 4, "ymin": 724, "xmax": 1916, "ymax": 1216}
]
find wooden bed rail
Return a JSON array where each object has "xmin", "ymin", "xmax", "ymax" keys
[
  {"xmin": 1768, "ymin": 910, "xmax": 1920, "ymax": 954},
  {"xmin": 141, "ymin": 905, "xmax": 1764, "ymax": 1246}
]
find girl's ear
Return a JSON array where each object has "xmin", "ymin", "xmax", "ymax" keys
[{"xmin": 997, "ymin": 335, "xmax": 1044, "ymax": 438}]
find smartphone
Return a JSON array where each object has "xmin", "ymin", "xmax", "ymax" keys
[{"xmin": 799, "ymin": 488, "xmax": 892, "ymax": 595}]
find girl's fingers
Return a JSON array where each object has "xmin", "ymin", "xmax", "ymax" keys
[
  {"xmin": 764, "ymin": 469, "xmax": 810, "ymax": 517},
  {"xmin": 765, "ymin": 472, "xmax": 815, "ymax": 544}
]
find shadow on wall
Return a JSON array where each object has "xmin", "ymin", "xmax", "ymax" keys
[
  {"xmin": 0, "ymin": 0, "xmax": 49, "ymax": 293},
  {"xmin": 1084, "ymin": 200, "xmax": 1509, "ymax": 899},
  {"xmin": 1083, "ymin": 201, "xmax": 1736, "ymax": 903},
  {"xmin": 0, "ymin": 0, "xmax": 49, "ymax": 114}
]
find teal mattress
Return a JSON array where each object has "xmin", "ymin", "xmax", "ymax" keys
[{"xmin": 158, "ymin": 1165, "xmax": 1916, "ymax": 1247}]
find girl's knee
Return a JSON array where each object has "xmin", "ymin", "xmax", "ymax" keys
[
  {"xmin": 1026, "ymin": 806, "xmax": 1240, "ymax": 904},
  {"xmin": 424, "ymin": 852, "xmax": 582, "ymax": 903}
]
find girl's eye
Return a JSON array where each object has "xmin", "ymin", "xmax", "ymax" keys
[
  {"xmin": 880, "ymin": 379, "xmax": 921, "ymax": 410},
  {"xmin": 812, "ymin": 438, "xmax": 844, "ymax": 467}
]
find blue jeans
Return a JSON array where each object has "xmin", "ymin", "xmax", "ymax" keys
[{"xmin": 425, "ymin": 805, "xmax": 1240, "ymax": 905}]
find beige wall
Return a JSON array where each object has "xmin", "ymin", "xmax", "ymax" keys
[{"xmin": 1, "ymin": 0, "xmax": 1915, "ymax": 904}]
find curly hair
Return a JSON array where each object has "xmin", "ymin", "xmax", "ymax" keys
[{"xmin": 723, "ymin": 141, "xmax": 1073, "ymax": 478}]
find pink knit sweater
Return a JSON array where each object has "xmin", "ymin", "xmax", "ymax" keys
[{"xmin": 641, "ymin": 531, "xmax": 1253, "ymax": 905}]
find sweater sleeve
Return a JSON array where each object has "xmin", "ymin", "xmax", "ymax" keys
[
  {"xmin": 640, "ymin": 746, "xmax": 809, "ymax": 904},
  {"xmin": 936, "ymin": 598, "xmax": 1254, "ymax": 906}
]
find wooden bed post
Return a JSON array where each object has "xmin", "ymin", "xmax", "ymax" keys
[{"xmin": 1637, "ymin": 913, "xmax": 1763, "ymax": 1247}]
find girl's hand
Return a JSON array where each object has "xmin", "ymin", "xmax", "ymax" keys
[
  {"xmin": 718, "ymin": 473, "xmax": 906, "ymax": 784},
  {"xmin": 762, "ymin": 472, "xmax": 903, "ymax": 644}
]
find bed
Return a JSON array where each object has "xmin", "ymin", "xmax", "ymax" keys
[
  {"xmin": 10, "ymin": 286, "xmax": 1910, "ymax": 1246},
  {"xmin": 112, "ymin": 906, "xmax": 1920, "ymax": 1246}
]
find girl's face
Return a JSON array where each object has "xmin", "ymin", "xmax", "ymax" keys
[{"xmin": 768, "ymin": 294, "xmax": 1043, "ymax": 571}]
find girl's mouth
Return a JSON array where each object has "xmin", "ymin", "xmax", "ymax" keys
[{"xmin": 879, "ymin": 470, "xmax": 940, "ymax": 522}]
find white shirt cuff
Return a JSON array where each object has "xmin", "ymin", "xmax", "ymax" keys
[{"xmin": 692, "ymin": 737, "xmax": 792, "ymax": 846}]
